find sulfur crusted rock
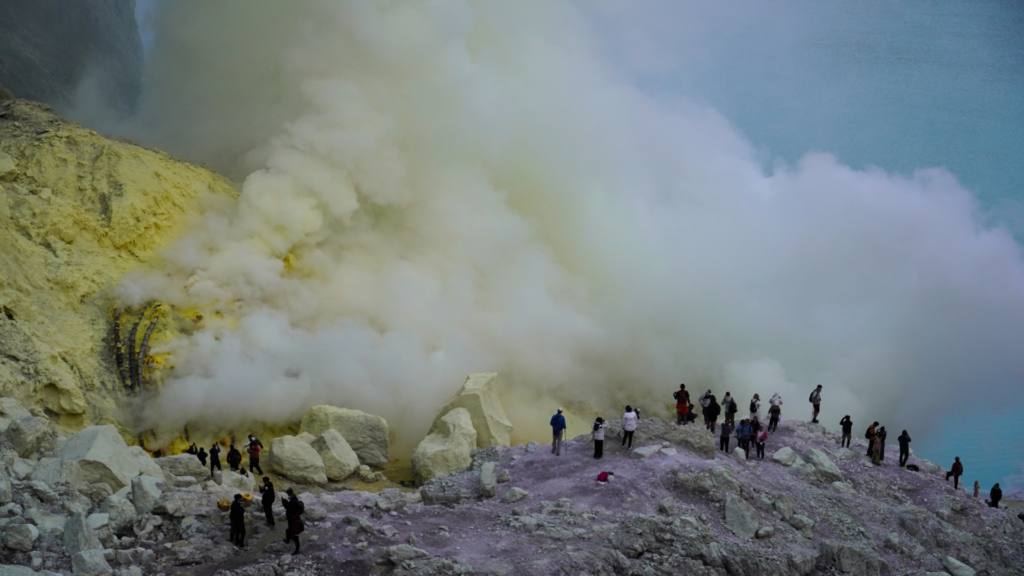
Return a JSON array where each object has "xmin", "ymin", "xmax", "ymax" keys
[
  {"xmin": 431, "ymin": 373, "xmax": 513, "ymax": 448},
  {"xmin": 300, "ymin": 405, "xmax": 389, "ymax": 468},
  {"xmin": 267, "ymin": 435, "xmax": 328, "ymax": 485},
  {"xmin": 53, "ymin": 425, "xmax": 140, "ymax": 491},
  {"xmin": 0, "ymin": 397, "xmax": 31, "ymax": 433},
  {"xmin": 155, "ymin": 454, "xmax": 208, "ymax": 480},
  {"xmin": 7, "ymin": 417, "xmax": 53, "ymax": 457},
  {"xmin": 411, "ymin": 408, "xmax": 477, "ymax": 483},
  {"xmin": 310, "ymin": 428, "xmax": 360, "ymax": 482}
]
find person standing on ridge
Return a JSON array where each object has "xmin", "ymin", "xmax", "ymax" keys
[
  {"xmin": 706, "ymin": 396, "xmax": 721, "ymax": 434},
  {"xmin": 209, "ymin": 443, "xmax": 222, "ymax": 475},
  {"xmin": 897, "ymin": 430, "xmax": 911, "ymax": 467},
  {"xmin": 871, "ymin": 431, "xmax": 883, "ymax": 465},
  {"xmin": 550, "ymin": 408, "xmax": 566, "ymax": 456},
  {"xmin": 840, "ymin": 416, "xmax": 853, "ymax": 448},
  {"xmin": 197, "ymin": 446, "xmax": 208, "ymax": 467},
  {"xmin": 673, "ymin": 384, "xmax": 690, "ymax": 425},
  {"xmin": 877, "ymin": 426, "xmax": 888, "ymax": 462},
  {"xmin": 945, "ymin": 457, "xmax": 964, "ymax": 489},
  {"xmin": 226, "ymin": 444, "xmax": 242, "ymax": 472},
  {"xmin": 722, "ymin": 392, "xmax": 738, "ymax": 426},
  {"xmin": 259, "ymin": 477, "xmax": 276, "ymax": 526},
  {"xmin": 749, "ymin": 394, "xmax": 762, "ymax": 421},
  {"xmin": 592, "ymin": 417, "xmax": 608, "ymax": 459},
  {"xmin": 186, "ymin": 443, "xmax": 198, "ymax": 455},
  {"xmin": 621, "ymin": 405, "xmax": 638, "ymax": 449},
  {"xmin": 865, "ymin": 422, "xmax": 878, "ymax": 458},
  {"xmin": 229, "ymin": 494, "xmax": 246, "ymax": 548},
  {"xmin": 809, "ymin": 385, "xmax": 823, "ymax": 423},
  {"xmin": 719, "ymin": 420, "xmax": 734, "ymax": 453},
  {"xmin": 767, "ymin": 393, "xmax": 783, "ymax": 432},
  {"xmin": 973, "ymin": 480, "xmax": 980, "ymax": 498},
  {"xmin": 283, "ymin": 488, "xmax": 304, "ymax": 554},
  {"xmin": 698, "ymin": 389, "xmax": 713, "ymax": 425},
  {"xmin": 247, "ymin": 440, "xmax": 264, "ymax": 475},
  {"xmin": 988, "ymin": 483, "xmax": 1002, "ymax": 508}
]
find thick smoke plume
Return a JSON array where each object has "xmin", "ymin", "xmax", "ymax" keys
[{"xmin": 115, "ymin": 1, "xmax": 1024, "ymax": 451}]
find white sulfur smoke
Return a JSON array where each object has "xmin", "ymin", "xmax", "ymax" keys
[{"xmin": 116, "ymin": 0, "xmax": 1024, "ymax": 451}]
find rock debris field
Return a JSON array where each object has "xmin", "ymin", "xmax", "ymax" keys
[{"xmin": 1, "ymin": 400, "xmax": 1022, "ymax": 576}]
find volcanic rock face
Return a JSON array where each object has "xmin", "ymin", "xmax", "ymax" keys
[
  {"xmin": 0, "ymin": 0, "xmax": 142, "ymax": 111},
  {"xmin": 300, "ymin": 406, "xmax": 389, "ymax": 469},
  {"xmin": 0, "ymin": 100, "xmax": 235, "ymax": 428}
]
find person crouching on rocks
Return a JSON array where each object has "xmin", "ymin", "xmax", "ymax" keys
[
  {"xmin": 592, "ymin": 417, "xmax": 608, "ymax": 459},
  {"xmin": 283, "ymin": 488, "xmax": 304, "ymax": 554},
  {"xmin": 550, "ymin": 408, "xmax": 567, "ymax": 456},
  {"xmin": 621, "ymin": 406, "xmax": 638, "ymax": 449}
]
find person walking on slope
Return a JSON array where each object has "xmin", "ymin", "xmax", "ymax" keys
[
  {"xmin": 736, "ymin": 418, "xmax": 751, "ymax": 459},
  {"xmin": 988, "ymin": 483, "xmax": 1002, "ymax": 508},
  {"xmin": 209, "ymin": 443, "xmax": 222, "ymax": 475},
  {"xmin": 722, "ymin": 392, "xmax": 738, "ymax": 426},
  {"xmin": 719, "ymin": 420, "xmax": 734, "ymax": 453},
  {"xmin": 247, "ymin": 440, "xmax": 264, "ymax": 475},
  {"xmin": 755, "ymin": 426, "xmax": 768, "ymax": 459},
  {"xmin": 229, "ymin": 494, "xmax": 246, "ymax": 548},
  {"xmin": 550, "ymin": 408, "xmax": 566, "ymax": 456},
  {"xmin": 621, "ymin": 406, "xmax": 638, "ymax": 449},
  {"xmin": 809, "ymin": 385, "xmax": 823, "ymax": 423},
  {"xmin": 945, "ymin": 457, "xmax": 964, "ymax": 489},
  {"xmin": 839, "ymin": 416, "xmax": 853, "ymax": 448},
  {"xmin": 705, "ymin": 397, "xmax": 721, "ymax": 434},
  {"xmin": 226, "ymin": 445, "xmax": 242, "ymax": 472},
  {"xmin": 767, "ymin": 393, "xmax": 783, "ymax": 432},
  {"xmin": 592, "ymin": 417, "xmax": 608, "ymax": 459},
  {"xmin": 897, "ymin": 430, "xmax": 912, "ymax": 467},
  {"xmin": 865, "ymin": 422, "xmax": 879, "ymax": 458},
  {"xmin": 877, "ymin": 426, "xmax": 888, "ymax": 462},
  {"xmin": 674, "ymin": 385, "xmax": 690, "ymax": 425},
  {"xmin": 283, "ymin": 488, "xmax": 304, "ymax": 554},
  {"xmin": 259, "ymin": 477, "xmax": 276, "ymax": 527}
]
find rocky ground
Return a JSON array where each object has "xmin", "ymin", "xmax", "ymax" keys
[{"xmin": 1, "ymin": 400, "xmax": 1022, "ymax": 576}]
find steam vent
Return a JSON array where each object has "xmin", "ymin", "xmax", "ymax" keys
[{"xmin": 2, "ymin": 1, "xmax": 1024, "ymax": 574}]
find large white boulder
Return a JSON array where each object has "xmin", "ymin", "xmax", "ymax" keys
[
  {"xmin": 411, "ymin": 408, "xmax": 477, "ymax": 483},
  {"xmin": 802, "ymin": 448, "xmax": 843, "ymax": 483},
  {"xmin": 300, "ymin": 406, "xmax": 389, "ymax": 468},
  {"xmin": 130, "ymin": 476, "xmax": 165, "ymax": 515},
  {"xmin": 155, "ymin": 454, "xmax": 208, "ymax": 480},
  {"xmin": 724, "ymin": 493, "xmax": 760, "ymax": 539},
  {"xmin": 772, "ymin": 446, "xmax": 798, "ymax": 466},
  {"xmin": 267, "ymin": 436, "xmax": 328, "ymax": 485},
  {"xmin": 221, "ymin": 471, "xmax": 255, "ymax": 492},
  {"xmin": 311, "ymin": 429, "xmax": 360, "ymax": 481},
  {"xmin": 7, "ymin": 417, "xmax": 53, "ymax": 457},
  {"xmin": 431, "ymin": 373, "xmax": 513, "ymax": 448},
  {"xmin": 0, "ymin": 398, "xmax": 32, "ymax": 433},
  {"xmin": 662, "ymin": 424, "xmax": 716, "ymax": 459},
  {"xmin": 53, "ymin": 425, "xmax": 140, "ymax": 491},
  {"xmin": 126, "ymin": 446, "xmax": 166, "ymax": 482}
]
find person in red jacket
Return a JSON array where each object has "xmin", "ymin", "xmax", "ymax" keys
[
  {"xmin": 945, "ymin": 457, "xmax": 964, "ymax": 489},
  {"xmin": 246, "ymin": 435, "xmax": 264, "ymax": 475},
  {"xmin": 673, "ymin": 384, "xmax": 690, "ymax": 425}
]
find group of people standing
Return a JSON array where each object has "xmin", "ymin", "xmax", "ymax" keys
[{"xmin": 188, "ymin": 434, "xmax": 265, "ymax": 476}]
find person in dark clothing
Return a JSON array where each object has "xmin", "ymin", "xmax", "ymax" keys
[
  {"xmin": 755, "ymin": 427, "xmax": 767, "ymax": 459},
  {"xmin": 247, "ymin": 442, "xmax": 264, "ymax": 475},
  {"xmin": 229, "ymin": 494, "xmax": 246, "ymax": 547},
  {"xmin": 227, "ymin": 445, "xmax": 242, "ymax": 471},
  {"xmin": 877, "ymin": 427, "xmax": 888, "ymax": 461},
  {"xmin": 988, "ymin": 483, "xmax": 1002, "ymax": 508},
  {"xmin": 767, "ymin": 403, "xmax": 781, "ymax": 433},
  {"xmin": 186, "ymin": 443, "xmax": 198, "ymax": 455},
  {"xmin": 685, "ymin": 403, "xmax": 698, "ymax": 424},
  {"xmin": 209, "ymin": 443, "xmax": 222, "ymax": 474},
  {"xmin": 283, "ymin": 488, "xmax": 304, "ymax": 554},
  {"xmin": 592, "ymin": 418, "xmax": 608, "ymax": 459},
  {"xmin": 705, "ymin": 398, "xmax": 721, "ymax": 434},
  {"xmin": 197, "ymin": 447, "xmax": 208, "ymax": 467},
  {"xmin": 865, "ymin": 422, "xmax": 878, "ymax": 458},
  {"xmin": 550, "ymin": 408, "xmax": 566, "ymax": 456},
  {"xmin": 719, "ymin": 421, "xmax": 734, "ymax": 452},
  {"xmin": 673, "ymin": 384, "xmax": 690, "ymax": 425},
  {"xmin": 840, "ymin": 416, "xmax": 853, "ymax": 448},
  {"xmin": 736, "ymin": 419, "xmax": 751, "ymax": 458},
  {"xmin": 946, "ymin": 457, "xmax": 964, "ymax": 489},
  {"xmin": 259, "ymin": 477, "xmax": 276, "ymax": 526},
  {"xmin": 809, "ymin": 384, "xmax": 822, "ymax": 423},
  {"xmin": 722, "ymin": 392, "xmax": 738, "ymax": 426},
  {"xmin": 897, "ymin": 430, "xmax": 911, "ymax": 467}
]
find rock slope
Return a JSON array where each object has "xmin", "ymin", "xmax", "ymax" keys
[{"xmin": 1, "ymin": 403, "xmax": 1020, "ymax": 576}]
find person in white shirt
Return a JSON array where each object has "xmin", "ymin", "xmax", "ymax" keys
[
  {"xmin": 592, "ymin": 417, "xmax": 608, "ymax": 459},
  {"xmin": 621, "ymin": 406, "xmax": 638, "ymax": 449},
  {"xmin": 749, "ymin": 393, "xmax": 762, "ymax": 421},
  {"xmin": 809, "ymin": 385, "xmax": 823, "ymax": 423}
]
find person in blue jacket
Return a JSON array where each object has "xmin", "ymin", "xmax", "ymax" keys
[{"xmin": 550, "ymin": 408, "xmax": 566, "ymax": 456}]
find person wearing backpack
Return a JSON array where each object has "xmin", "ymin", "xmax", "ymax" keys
[
  {"xmin": 839, "ymin": 416, "xmax": 853, "ymax": 448},
  {"xmin": 719, "ymin": 420, "xmax": 734, "ymax": 452},
  {"xmin": 865, "ymin": 422, "xmax": 878, "ymax": 457},
  {"xmin": 673, "ymin": 384, "xmax": 690, "ymax": 425},
  {"xmin": 767, "ymin": 393, "xmax": 783, "ymax": 432},
  {"xmin": 755, "ymin": 427, "xmax": 768, "ymax": 459},
  {"xmin": 809, "ymin": 385, "xmax": 823, "ymax": 423},
  {"xmin": 705, "ymin": 397, "xmax": 721, "ymax": 434},
  {"xmin": 897, "ymin": 430, "xmax": 911, "ymax": 467},
  {"xmin": 722, "ymin": 392, "xmax": 738, "ymax": 425},
  {"xmin": 283, "ymin": 488, "xmax": 304, "ymax": 554},
  {"xmin": 592, "ymin": 417, "xmax": 608, "ymax": 459},
  {"xmin": 748, "ymin": 394, "xmax": 761, "ymax": 421}
]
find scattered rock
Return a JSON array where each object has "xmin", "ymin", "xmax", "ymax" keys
[
  {"xmin": 657, "ymin": 497, "xmax": 675, "ymax": 515},
  {"xmin": 63, "ymin": 512, "xmax": 102, "ymax": 555},
  {"xmin": 755, "ymin": 525, "xmax": 775, "ymax": 539},
  {"xmin": 502, "ymin": 487, "xmax": 529, "ymax": 504},
  {"xmin": 71, "ymin": 548, "xmax": 113, "ymax": 575},
  {"xmin": 942, "ymin": 556, "xmax": 977, "ymax": 576},
  {"xmin": 220, "ymin": 471, "xmax": 255, "ymax": 492},
  {"xmin": 384, "ymin": 544, "xmax": 429, "ymax": 564},
  {"xmin": 411, "ymin": 408, "xmax": 477, "ymax": 482},
  {"xmin": 151, "ymin": 491, "xmax": 216, "ymax": 517},
  {"xmin": 732, "ymin": 447, "xmax": 746, "ymax": 459},
  {"xmin": 129, "ymin": 476, "xmax": 164, "ymax": 515},
  {"xmin": 300, "ymin": 405, "xmax": 390, "ymax": 468},
  {"xmin": 3, "ymin": 523, "xmax": 38, "ymax": 551},
  {"xmin": 661, "ymin": 423, "xmax": 716, "ymax": 459},
  {"xmin": 801, "ymin": 448, "xmax": 842, "ymax": 483},
  {"xmin": 53, "ymin": 425, "xmax": 141, "ymax": 491},
  {"xmin": 525, "ymin": 442, "xmax": 540, "ymax": 453},
  {"xmin": 311, "ymin": 428, "xmax": 360, "ymax": 481},
  {"xmin": 25, "ymin": 507, "xmax": 67, "ymax": 535},
  {"xmin": 0, "ymin": 467, "xmax": 10, "ymax": 504},
  {"xmin": 479, "ymin": 462, "xmax": 497, "ymax": 498},
  {"xmin": 99, "ymin": 495, "xmax": 136, "ymax": 535},
  {"xmin": 630, "ymin": 445, "xmax": 663, "ymax": 459},
  {"xmin": 772, "ymin": 446, "xmax": 798, "ymax": 466},
  {"xmin": 154, "ymin": 454, "xmax": 207, "ymax": 480},
  {"xmin": 7, "ymin": 417, "xmax": 53, "ymax": 457},
  {"xmin": 430, "ymin": 373, "xmax": 513, "ymax": 448},
  {"xmin": 773, "ymin": 494, "xmax": 794, "ymax": 521},
  {"xmin": 30, "ymin": 457, "xmax": 85, "ymax": 487},
  {"xmin": 724, "ymin": 493, "xmax": 759, "ymax": 539},
  {"xmin": 817, "ymin": 541, "xmax": 881, "ymax": 576},
  {"xmin": 789, "ymin": 514, "xmax": 815, "ymax": 538},
  {"xmin": 267, "ymin": 435, "xmax": 328, "ymax": 485},
  {"xmin": 0, "ymin": 398, "xmax": 32, "ymax": 433},
  {"xmin": 126, "ymin": 447, "xmax": 165, "ymax": 483},
  {"xmin": 497, "ymin": 469, "xmax": 511, "ymax": 483}
]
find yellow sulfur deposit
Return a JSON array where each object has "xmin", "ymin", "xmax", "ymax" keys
[{"xmin": 0, "ymin": 99, "xmax": 235, "ymax": 431}]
